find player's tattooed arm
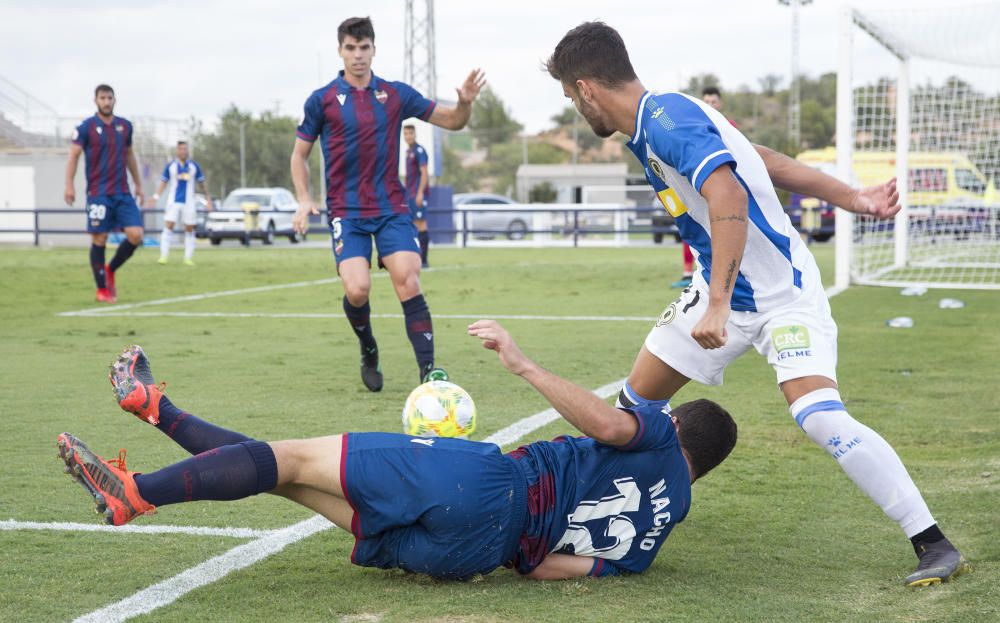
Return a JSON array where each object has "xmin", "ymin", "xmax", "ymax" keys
[
  {"xmin": 197, "ymin": 180, "xmax": 213, "ymax": 210},
  {"xmin": 692, "ymin": 166, "xmax": 747, "ymax": 349}
]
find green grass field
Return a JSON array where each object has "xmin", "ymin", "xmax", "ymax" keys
[{"xmin": 1, "ymin": 242, "xmax": 997, "ymax": 622}]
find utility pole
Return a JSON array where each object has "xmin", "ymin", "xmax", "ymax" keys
[
  {"xmin": 239, "ymin": 122, "xmax": 246, "ymax": 188},
  {"xmin": 404, "ymin": 0, "xmax": 437, "ymax": 99},
  {"xmin": 779, "ymin": 0, "xmax": 812, "ymax": 150}
]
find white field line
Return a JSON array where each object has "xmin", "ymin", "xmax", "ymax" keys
[
  {"xmin": 0, "ymin": 519, "xmax": 276, "ymax": 538},
  {"xmin": 57, "ymin": 264, "xmax": 481, "ymax": 318},
  {"xmin": 77, "ymin": 311, "xmax": 652, "ymax": 322},
  {"xmin": 70, "ymin": 378, "xmax": 625, "ymax": 622},
  {"xmin": 72, "ymin": 515, "xmax": 334, "ymax": 623}
]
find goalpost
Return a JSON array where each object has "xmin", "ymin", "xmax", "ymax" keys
[{"xmin": 836, "ymin": 3, "xmax": 1000, "ymax": 290}]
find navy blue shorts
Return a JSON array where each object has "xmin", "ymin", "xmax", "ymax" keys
[
  {"xmin": 406, "ymin": 197, "xmax": 426, "ymax": 221},
  {"xmin": 341, "ymin": 432, "xmax": 528, "ymax": 580},
  {"xmin": 85, "ymin": 194, "xmax": 142, "ymax": 233},
  {"xmin": 329, "ymin": 214, "xmax": 419, "ymax": 266}
]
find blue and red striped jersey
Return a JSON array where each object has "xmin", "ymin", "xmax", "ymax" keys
[
  {"xmin": 296, "ymin": 71, "xmax": 436, "ymax": 219},
  {"xmin": 404, "ymin": 142, "xmax": 428, "ymax": 198},
  {"xmin": 506, "ymin": 403, "xmax": 691, "ymax": 577},
  {"xmin": 72, "ymin": 115, "xmax": 134, "ymax": 197}
]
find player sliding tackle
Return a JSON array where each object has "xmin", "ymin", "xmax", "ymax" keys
[
  {"xmin": 546, "ymin": 22, "xmax": 968, "ymax": 587},
  {"xmin": 56, "ymin": 322, "xmax": 736, "ymax": 581}
]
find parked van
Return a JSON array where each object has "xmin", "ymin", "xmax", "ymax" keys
[{"xmin": 795, "ymin": 147, "xmax": 995, "ymax": 207}]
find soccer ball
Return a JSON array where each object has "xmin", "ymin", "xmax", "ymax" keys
[{"xmin": 402, "ymin": 381, "xmax": 477, "ymax": 438}]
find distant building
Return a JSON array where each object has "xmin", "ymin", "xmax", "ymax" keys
[{"xmin": 515, "ymin": 163, "xmax": 628, "ymax": 203}]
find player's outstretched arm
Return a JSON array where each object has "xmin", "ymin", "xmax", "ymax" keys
[
  {"xmin": 427, "ymin": 69, "xmax": 486, "ymax": 131},
  {"xmin": 468, "ymin": 320, "xmax": 638, "ymax": 445},
  {"xmin": 290, "ymin": 138, "xmax": 320, "ymax": 234},
  {"xmin": 64, "ymin": 144, "xmax": 83, "ymax": 206},
  {"xmin": 753, "ymin": 144, "xmax": 901, "ymax": 219}
]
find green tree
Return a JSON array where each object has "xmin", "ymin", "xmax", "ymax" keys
[
  {"xmin": 195, "ymin": 106, "xmax": 322, "ymax": 199},
  {"xmin": 551, "ymin": 106, "xmax": 576, "ymax": 127},
  {"xmin": 528, "ymin": 181, "xmax": 558, "ymax": 203},
  {"xmin": 468, "ymin": 87, "xmax": 523, "ymax": 148},
  {"xmin": 684, "ymin": 73, "xmax": 721, "ymax": 97}
]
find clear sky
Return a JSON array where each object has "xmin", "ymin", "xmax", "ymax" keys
[{"xmin": 0, "ymin": 0, "xmax": 977, "ymax": 134}]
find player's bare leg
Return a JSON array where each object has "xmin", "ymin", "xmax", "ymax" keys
[
  {"xmin": 621, "ymin": 346, "xmax": 691, "ymax": 404},
  {"xmin": 383, "ymin": 251, "xmax": 444, "ymax": 383},
  {"xmin": 339, "ymin": 256, "xmax": 381, "ymax": 391},
  {"xmin": 159, "ymin": 220, "xmax": 176, "ymax": 264},
  {"xmin": 782, "ymin": 374, "xmax": 969, "ymax": 586}
]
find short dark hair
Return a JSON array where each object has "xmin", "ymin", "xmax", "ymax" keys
[
  {"xmin": 95, "ymin": 84, "xmax": 114, "ymax": 97},
  {"xmin": 545, "ymin": 21, "xmax": 637, "ymax": 89},
  {"xmin": 702, "ymin": 86, "xmax": 722, "ymax": 98},
  {"xmin": 673, "ymin": 399, "xmax": 737, "ymax": 480},
  {"xmin": 402, "ymin": 124, "xmax": 415, "ymax": 131},
  {"xmin": 177, "ymin": 140, "xmax": 188, "ymax": 146},
  {"xmin": 338, "ymin": 16, "xmax": 375, "ymax": 45}
]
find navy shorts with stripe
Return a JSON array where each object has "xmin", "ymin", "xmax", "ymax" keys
[
  {"xmin": 341, "ymin": 432, "xmax": 527, "ymax": 580},
  {"xmin": 329, "ymin": 213, "xmax": 419, "ymax": 266},
  {"xmin": 85, "ymin": 194, "xmax": 142, "ymax": 233}
]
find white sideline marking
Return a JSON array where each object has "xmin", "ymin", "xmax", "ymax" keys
[
  {"xmin": 0, "ymin": 519, "xmax": 276, "ymax": 539},
  {"xmin": 71, "ymin": 379, "xmax": 625, "ymax": 622},
  {"xmin": 57, "ymin": 264, "xmax": 483, "ymax": 318},
  {"xmin": 75, "ymin": 311, "xmax": 652, "ymax": 322},
  {"xmin": 72, "ymin": 515, "xmax": 333, "ymax": 623}
]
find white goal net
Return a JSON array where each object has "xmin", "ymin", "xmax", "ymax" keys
[{"xmin": 836, "ymin": 2, "xmax": 1000, "ymax": 289}]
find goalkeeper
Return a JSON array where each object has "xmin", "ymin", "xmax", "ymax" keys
[{"xmin": 56, "ymin": 321, "xmax": 736, "ymax": 581}]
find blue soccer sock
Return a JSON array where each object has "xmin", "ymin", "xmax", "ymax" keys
[
  {"xmin": 615, "ymin": 381, "xmax": 671, "ymax": 414},
  {"xmin": 89, "ymin": 244, "xmax": 107, "ymax": 289},
  {"xmin": 155, "ymin": 394, "xmax": 252, "ymax": 455},
  {"xmin": 401, "ymin": 294, "xmax": 434, "ymax": 376},
  {"xmin": 343, "ymin": 296, "xmax": 377, "ymax": 351},
  {"xmin": 108, "ymin": 239, "xmax": 138, "ymax": 273},
  {"xmin": 134, "ymin": 440, "xmax": 278, "ymax": 507}
]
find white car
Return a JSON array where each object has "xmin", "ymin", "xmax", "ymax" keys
[
  {"xmin": 453, "ymin": 193, "xmax": 530, "ymax": 240},
  {"xmin": 206, "ymin": 188, "xmax": 305, "ymax": 246}
]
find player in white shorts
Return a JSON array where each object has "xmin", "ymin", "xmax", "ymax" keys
[
  {"xmin": 546, "ymin": 21, "xmax": 968, "ymax": 587},
  {"xmin": 153, "ymin": 141, "xmax": 212, "ymax": 265}
]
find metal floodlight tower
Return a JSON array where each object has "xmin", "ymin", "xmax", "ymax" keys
[
  {"xmin": 404, "ymin": 0, "xmax": 437, "ymax": 99},
  {"xmin": 779, "ymin": 0, "xmax": 812, "ymax": 149}
]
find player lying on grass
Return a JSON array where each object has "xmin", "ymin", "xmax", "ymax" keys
[
  {"xmin": 546, "ymin": 22, "xmax": 968, "ymax": 587},
  {"xmin": 56, "ymin": 321, "xmax": 737, "ymax": 581}
]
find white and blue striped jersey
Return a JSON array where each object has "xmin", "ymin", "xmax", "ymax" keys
[
  {"xmin": 627, "ymin": 91, "xmax": 814, "ymax": 312},
  {"xmin": 160, "ymin": 159, "xmax": 205, "ymax": 207}
]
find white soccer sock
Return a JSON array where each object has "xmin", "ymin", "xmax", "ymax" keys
[
  {"xmin": 160, "ymin": 228, "xmax": 173, "ymax": 259},
  {"xmin": 791, "ymin": 388, "xmax": 935, "ymax": 538},
  {"xmin": 184, "ymin": 231, "xmax": 196, "ymax": 260}
]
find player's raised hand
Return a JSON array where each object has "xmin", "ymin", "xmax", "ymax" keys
[
  {"xmin": 293, "ymin": 200, "xmax": 320, "ymax": 235},
  {"xmin": 850, "ymin": 177, "xmax": 901, "ymax": 219},
  {"xmin": 455, "ymin": 69, "xmax": 486, "ymax": 105},
  {"xmin": 468, "ymin": 319, "xmax": 532, "ymax": 375}
]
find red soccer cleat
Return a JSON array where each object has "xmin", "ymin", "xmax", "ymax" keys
[
  {"xmin": 95, "ymin": 287, "xmax": 117, "ymax": 303},
  {"xmin": 104, "ymin": 264, "xmax": 116, "ymax": 298},
  {"xmin": 57, "ymin": 432, "xmax": 155, "ymax": 526},
  {"xmin": 109, "ymin": 345, "xmax": 164, "ymax": 425}
]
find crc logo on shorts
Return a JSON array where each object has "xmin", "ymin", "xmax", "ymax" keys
[
  {"xmin": 647, "ymin": 158, "xmax": 666, "ymax": 182},
  {"xmin": 655, "ymin": 303, "xmax": 677, "ymax": 327},
  {"xmin": 335, "ymin": 239, "xmax": 344, "ymax": 255},
  {"xmin": 772, "ymin": 325, "xmax": 812, "ymax": 360}
]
